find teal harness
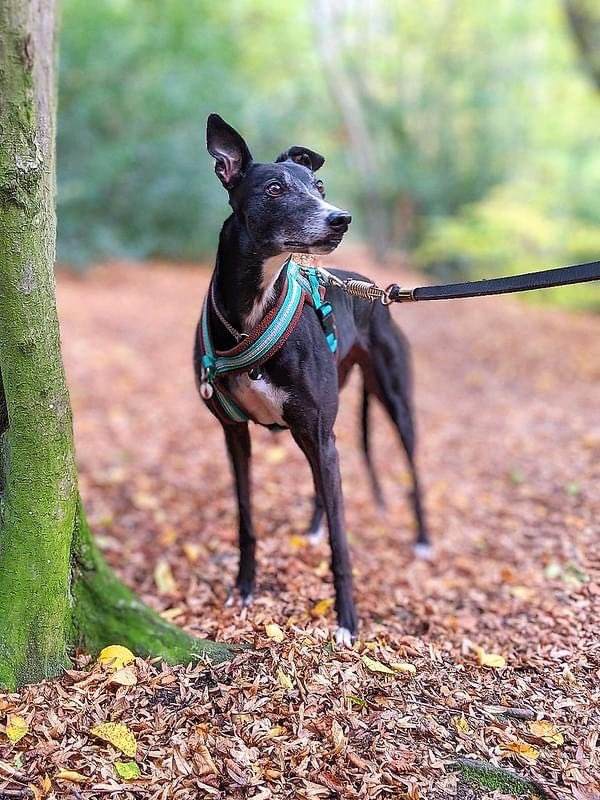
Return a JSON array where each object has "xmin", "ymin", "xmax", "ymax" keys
[{"xmin": 197, "ymin": 258, "xmax": 337, "ymax": 424}]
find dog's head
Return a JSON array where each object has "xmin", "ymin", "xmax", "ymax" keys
[{"xmin": 206, "ymin": 114, "xmax": 351, "ymax": 256}]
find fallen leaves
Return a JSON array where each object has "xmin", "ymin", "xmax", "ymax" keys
[
  {"xmin": 5, "ymin": 714, "xmax": 28, "ymax": 743},
  {"xmin": 90, "ymin": 722, "xmax": 137, "ymax": 757},
  {"xmin": 97, "ymin": 644, "xmax": 135, "ymax": 672},
  {"xmin": 154, "ymin": 559, "xmax": 177, "ymax": 594},
  {"xmin": 310, "ymin": 597, "xmax": 334, "ymax": 617},
  {"xmin": 499, "ymin": 740, "xmax": 540, "ymax": 763},
  {"xmin": 1, "ymin": 264, "xmax": 595, "ymax": 800},
  {"xmin": 276, "ymin": 667, "xmax": 293, "ymax": 689},
  {"xmin": 361, "ymin": 654, "xmax": 395, "ymax": 675},
  {"xmin": 55, "ymin": 769, "xmax": 87, "ymax": 784},
  {"xmin": 475, "ymin": 647, "xmax": 506, "ymax": 669},
  {"xmin": 529, "ymin": 720, "xmax": 564, "ymax": 746},
  {"xmin": 108, "ymin": 665, "xmax": 138, "ymax": 686},
  {"xmin": 265, "ymin": 623, "xmax": 285, "ymax": 643},
  {"xmin": 115, "ymin": 761, "xmax": 141, "ymax": 780}
]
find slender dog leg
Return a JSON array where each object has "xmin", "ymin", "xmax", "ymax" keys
[
  {"xmin": 368, "ymin": 313, "xmax": 430, "ymax": 556},
  {"xmin": 223, "ymin": 424, "xmax": 255, "ymax": 603},
  {"xmin": 293, "ymin": 428, "xmax": 357, "ymax": 644}
]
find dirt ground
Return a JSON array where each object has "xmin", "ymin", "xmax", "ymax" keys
[{"xmin": 1, "ymin": 249, "xmax": 599, "ymax": 799}]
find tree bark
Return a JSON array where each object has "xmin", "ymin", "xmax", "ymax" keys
[
  {"xmin": 0, "ymin": 0, "xmax": 233, "ymax": 690},
  {"xmin": 564, "ymin": 0, "xmax": 600, "ymax": 91}
]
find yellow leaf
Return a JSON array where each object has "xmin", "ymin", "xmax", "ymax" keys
[
  {"xmin": 391, "ymin": 661, "xmax": 417, "ymax": 675},
  {"xmin": 455, "ymin": 715, "xmax": 471, "ymax": 735},
  {"xmin": 90, "ymin": 722, "xmax": 137, "ymax": 757},
  {"xmin": 55, "ymin": 770, "xmax": 87, "ymax": 784},
  {"xmin": 311, "ymin": 597, "xmax": 334, "ymax": 617},
  {"xmin": 510, "ymin": 586, "xmax": 536, "ymax": 601},
  {"xmin": 265, "ymin": 623, "xmax": 285, "ymax": 643},
  {"xmin": 476, "ymin": 647, "xmax": 506, "ymax": 669},
  {"xmin": 276, "ymin": 668, "xmax": 293, "ymax": 689},
  {"xmin": 160, "ymin": 606, "xmax": 184, "ymax": 622},
  {"xmin": 529, "ymin": 720, "xmax": 564, "ymax": 746},
  {"xmin": 289, "ymin": 534, "xmax": 306, "ymax": 550},
  {"xmin": 265, "ymin": 446, "xmax": 286, "ymax": 464},
  {"xmin": 6, "ymin": 714, "xmax": 28, "ymax": 743},
  {"xmin": 265, "ymin": 726, "xmax": 286, "ymax": 738},
  {"xmin": 108, "ymin": 665, "xmax": 138, "ymax": 687},
  {"xmin": 499, "ymin": 741, "xmax": 539, "ymax": 762},
  {"xmin": 98, "ymin": 645, "xmax": 135, "ymax": 672},
  {"xmin": 361, "ymin": 655, "xmax": 395, "ymax": 675},
  {"xmin": 182, "ymin": 542, "xmax": 201, "ymax": 563},
  {"xmin": 154, "ymin": 559, "xmax": 177, "ymax": 594},
  {"xmin": 41, "ymin": 775, "xmax": 51, "ymax": 795}
]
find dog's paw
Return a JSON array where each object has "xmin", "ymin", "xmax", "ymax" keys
[
  {"xmin": 334, "ymin": 627, "xmax": 355, "ymax": 648},
  {"xmin": 307, "ymin": 522, "xmax": 325, "ymax": 546},
  {"xmin": 225, "ymin": 590, "xmax": 254, "ymax": 609},
  {"xmin": 413, "ymin": 542, "xmax": 433, "ymax": 561}
]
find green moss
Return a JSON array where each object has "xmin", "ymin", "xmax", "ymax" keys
[
  {"xmin": 70, "ymin": 499, "xmax": 237, "ymax": 666},
  {"xmin": 455, "ymin": 758, "xmax": 546, "ymax": 799}
]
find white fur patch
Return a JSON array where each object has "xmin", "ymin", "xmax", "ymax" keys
[
  {"xmin": 413, "ymin": 542, "xmax": 433, "ymax": 561},
  {"xmin": 228, "ymin": 374, "xmax": 288, "ymax": 427},
  {"xmin": 243, "ymin": 255, "xmax": 287, "ymax": 331},
  {"xmin": 307, "ymin": 521, "xmax": 326, "ymax": 546},
  {"xmin": 334, "ymin": 627, "xmax": 354, "ymax": 648}
]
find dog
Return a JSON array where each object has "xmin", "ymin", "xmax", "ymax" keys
[{"xmin": 194, "ymin": 114, "xmax": 428, "ymax": 645}]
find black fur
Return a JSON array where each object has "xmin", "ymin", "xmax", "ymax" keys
[{"xmin": 195, "ymin": 115, "xmax": 428, "ymax": 641}]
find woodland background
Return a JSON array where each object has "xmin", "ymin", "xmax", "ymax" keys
[{"xmin": 57, "ymin": 0, "xmax": 600, "ymax": 310}]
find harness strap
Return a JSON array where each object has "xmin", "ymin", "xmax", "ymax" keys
[{"xmin": 198, "ymin": 259, "xmax": 337, "ymax": 424}]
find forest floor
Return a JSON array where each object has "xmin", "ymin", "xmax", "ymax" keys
[{"xmin": 1, "ymin": 250, "xmax": 599, "ymax": 800}]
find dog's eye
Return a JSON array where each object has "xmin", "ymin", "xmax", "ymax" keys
[
  {"xmin": 266, "ymin": 182, "xmax": 284, "ymax": 197},
  {"xmin": 316, "ymin": 180, "xmax": 325, "ymax": 196}
]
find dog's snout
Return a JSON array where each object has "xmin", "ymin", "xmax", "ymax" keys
[{"xmin": 327, "ymin": 211, "xmax": 352, "ymax": 230}]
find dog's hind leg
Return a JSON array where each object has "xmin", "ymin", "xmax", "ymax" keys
[
  {"xmin": 306, "ymin": 490, "xmax": 326, "ymax": 545},
  {"xmin": 366, "ymin": 309, "xmax": 430, "ymax": 558},
  {"xmin": 223, "ymin": 423, "xmax": 256, "ymax": 604}
]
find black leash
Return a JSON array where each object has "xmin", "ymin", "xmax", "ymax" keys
[{"xmin": 385, "ymin": 259, "xmax": 600, "ymax": 303}]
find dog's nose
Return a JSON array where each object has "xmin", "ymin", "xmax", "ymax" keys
[{"xmin": 327, "ymin": 211, "xmax": 352, "ymax": 230}]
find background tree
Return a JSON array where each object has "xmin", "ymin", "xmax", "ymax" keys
[
  {"xmin": 564, "ymin": 0, "xmax": 600, "ymax": 90},
  {"xmin": 0, "ymin": 0, "xmax": 232, "ymax": 691}
]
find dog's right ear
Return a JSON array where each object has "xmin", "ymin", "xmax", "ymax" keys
[{"xmin": 206, "ymin": 114, "xmax": 252, "ymax": 190}]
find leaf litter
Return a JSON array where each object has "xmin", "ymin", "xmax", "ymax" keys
[{"xmin": 1, "ymin": 256, "xmax": 599, "ymax": 799}]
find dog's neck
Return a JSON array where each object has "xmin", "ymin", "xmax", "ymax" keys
[{"xmin": 212, "ymin": 214, "xmax": 287, "ymax": 340}]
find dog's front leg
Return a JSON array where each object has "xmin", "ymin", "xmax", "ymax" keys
[
  {"xmin": 292, "ymin": 427, "xmax": 357, "ymax": 645},
  {"xmin": 223, "ymin": 424, "xmax": 255, "ymax": 605}
]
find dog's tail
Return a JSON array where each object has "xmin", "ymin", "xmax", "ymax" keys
[{"xmin": 360, "ymin": 384, "xmax": 385, "ymax": 511}]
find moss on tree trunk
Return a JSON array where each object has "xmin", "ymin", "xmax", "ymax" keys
[{"xmin": 0, "ymin": 0, "xmax": 234, "ymax": 691}]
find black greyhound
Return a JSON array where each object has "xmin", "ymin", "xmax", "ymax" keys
[{"xmin": 195, "ymin": 114, "xmax": 428, "ymax": 644}]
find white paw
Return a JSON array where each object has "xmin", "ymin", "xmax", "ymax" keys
[
  {"xmin": 225, "ymin": 591, "xmax": 254, "ymax": 608},
  {"xmin": 334, "ymin": 627, "xmax": 354, "ymax": 648},
  {"xmin": 307, "ymin": 522, "xmax": 325, "ymax": 546},
  {"xmin": 413, "ymin": 542, "xmax": 433, "ymax": 561}
]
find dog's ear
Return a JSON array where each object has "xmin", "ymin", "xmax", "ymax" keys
[
  {"xmin": 275, "ymin": 146, "xmax": 325, "ymax": 172},
  {"xmin": 206, "ymin": 114, "xmax": 253, "ymax": 189}
]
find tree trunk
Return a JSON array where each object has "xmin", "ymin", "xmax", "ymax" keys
[
  {"xmin": 312, "ymin": 0, "xmax": 390, "ymax": 261},
  {"xmin": 564, "ymin": 0, "xmax": 600, "ymax": 91},
  {"xmin": 0, "ymin": 0, "xmax": 233, "ymax": 690}
]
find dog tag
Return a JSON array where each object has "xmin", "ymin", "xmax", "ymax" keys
[
  {"xmin": 248, "ymin": 367, "xmax": 263, "ymax": 381},
  {"xmin": 200, "ymin": 381, "xmax": 214, "ymax": 400}
]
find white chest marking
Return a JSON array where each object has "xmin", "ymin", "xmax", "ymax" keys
[
  {"xmin": 228, "ymin": 374, "xmax": 289, "ymax": 426},
  {"xmin": 243, "ymin": 255, "xmax": 288, "ymax": 331}
]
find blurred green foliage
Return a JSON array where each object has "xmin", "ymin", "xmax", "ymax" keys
[{"xmin": 57, "ymin": 0, "xmax": 600, "ymax": 310}]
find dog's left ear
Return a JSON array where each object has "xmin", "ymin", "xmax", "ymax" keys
[{"xmin": 275, "ymin": 146, "xmax": 325, "ymax": 172}]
